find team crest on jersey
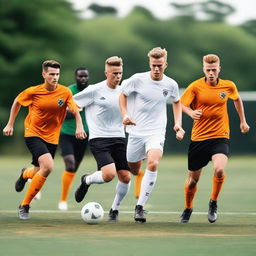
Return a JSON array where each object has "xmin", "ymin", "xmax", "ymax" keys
[
  {"xmin": 163, "ymin": 89, "xmax": 168, "ymax": 97},
  {"xmin": 58, "ymin": 98, "xmax": 64, "ymax": 107},
  {"xmin": 219, "ymin": 92, "xmax": 226, "ymax": 99}
]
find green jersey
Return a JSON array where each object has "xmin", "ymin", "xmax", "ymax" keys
[{"xmin": 61, "ymin": 84, "xmax": 89, "ymax": 135}]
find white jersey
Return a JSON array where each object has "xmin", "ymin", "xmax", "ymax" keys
[
  {"xmin": 121, "ymin": 71, "xmax": 180, "ymax": 136},
  {"xmin": 74, "ymin": 80, "xmax": 125, "ymax": 140}
]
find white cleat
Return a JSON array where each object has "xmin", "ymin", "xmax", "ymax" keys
[{"xmin": 58, "ymin": 201, "xmax": 68, "ymax": 211}]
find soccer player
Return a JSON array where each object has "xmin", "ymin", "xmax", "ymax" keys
[
  {"xmin": 58, "ymin": 67, "xmax": 90, "ymax": 211},
  {"xmin": 180, "ymin": 54, "xmax": 250, "ymax": 223},
  {"xmin": 3, "ymin": 60, "xmax": 86, "ymax": 220},
  {"xmin": 74, "ymin": 56, "xmax": 131, "ymax": 222},
  {"xmin": 119, "ymin": 47, "xmax": 185, "ymax": 223}
]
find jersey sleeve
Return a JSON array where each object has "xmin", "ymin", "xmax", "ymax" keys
[
  {"xmin": 66, "ymin": 89, "xmax": 79, "ymax": 114},
  {"xmin": 73, "ymin": 85, "xmax": 94, "ymax": 108},
  {"xmin": 168, "ymin": 81, "xmax": 180, "ymax": 103},
  {"xmin": 228, "ymin": 81, "xmax": 239, "ymax": 100},
  {"xmin": 16, "ymin": 87, "xmax": 34, "ymax": 106},
  {"xmin": 181, "ymin": 83, "xmax": 196, "ymax": 107},
  {"xmin": 121, "ymin": 76, "xmax": 136, "ymax": 96}
]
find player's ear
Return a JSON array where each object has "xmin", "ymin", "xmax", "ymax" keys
[
  {"xmin": 165, "ymin": 62, "xmax": 168, "ymax": 68},
  {"xmin": 104, "ymin": 70, "xmax": 107, "ymax": 78}
]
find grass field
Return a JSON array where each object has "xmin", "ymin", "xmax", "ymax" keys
[{"xmin": 0, "ymin": 154, "xmax": 256, "ymax": 256}]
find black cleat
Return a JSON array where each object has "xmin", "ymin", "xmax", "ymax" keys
[
  {"xmin": 208, "ymin": 200, "xmax": 217, "ymax": 223},
  {"xmin": 108, "ymin": 208, "xmax": 119, "ymax": 222},
  {"xmin": 75, "ymin": 174, "xmax": 90, "ymax": 203},
  {"xmin": 134, "ymin": 205, "xmax": 146, "ymax": 223},
  {"xmin": 15, "ymin": 168, "xmax": 28, "ymax": 192},
  {"xmin": 18, "ymin": 205, "xmax": 30, "ymax": 220},
  {"xmin": 180, "ymin": 208, "xmax": 193, "ymax": 223}
]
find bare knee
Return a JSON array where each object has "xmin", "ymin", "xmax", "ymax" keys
[
  {"xmin": 103, "ymin": 170, "xmax": 116, "ymax": 182},
  {"xmin": 187, "ymin": 177, "xmax": 199, "ymax": 189},
  {"xmin": 128, "ymin": 162, "xmax": 141, "ymax": 176},
  {"xmin": 40, "ymin": 163, "xmax": 54, "ymax": 177},
  {"xmin": 147, "ymin": 159, "xmax": 159, "ymax": 171},
  {"xmin": 64, "ymin": 155, "xmax": 76, "ymax": 172},
  {"xmin": 118, "ymin": 171, "xmax": 131, "ymax": 184},
  {"xmin": 214, "ymin": 167, "xmax": 225, "ymax": 178}
]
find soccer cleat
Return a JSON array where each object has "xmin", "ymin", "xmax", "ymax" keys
[
  {"xmin": 75, "ymin": 174, "xmax": 90, "ymax": 203},
  {"xmin": 58, "ymin": 201, "xmax": 68, "ymax": 211},
  {"xmin": 134, "ymin": 205, "xmax": 146, "ymax": 223},
  {"xmin": 180, "ymin": 208, "xmax": 193, "ymax": 223},
  {"xmin": 15, "ymin": 168, "xmax": 28, "ymax": 192},
  {"xmin": 208, "ymin": 199, "xmax": 218, "ymax": 223},
  {"xmin": 18, "ymin": 205, "xmax": 30, "ymax": 220},
  {"xmin": 108, "ymin": 208, "xmax": 119, "ymax": 222}
]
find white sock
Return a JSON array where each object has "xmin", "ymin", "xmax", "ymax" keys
[
  {"xmin": 111, "ymin": 181, "xmax": 130, "ymax": 211},
  {"xmin": 137, "ymin": 169, "xmax": 158, "ymax": 206},
  {"xmin": 85, "ymin": 171, "xmax": 105, "ymax": 185}
]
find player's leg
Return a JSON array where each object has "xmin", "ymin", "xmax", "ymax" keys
[{"xmin": 135, "ymin": 169, "xmax": 144, "ymax": 199}]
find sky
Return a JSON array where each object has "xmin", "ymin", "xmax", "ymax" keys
[{"xmin": 68, "ymin": 0, "xmax": 256, "ymax": 25}]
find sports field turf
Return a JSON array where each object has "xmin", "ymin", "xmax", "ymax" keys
[{"xmin": 0, "ymin": 155, "xmax": 256, "ymax": 256}]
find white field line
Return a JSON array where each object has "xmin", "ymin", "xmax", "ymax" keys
[{"xmin": 0, "ymin": 210, "xmax": 256, "ymax": 215}]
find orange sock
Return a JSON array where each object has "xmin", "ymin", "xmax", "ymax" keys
[
  {"xmin": 21, "ymin": 173, "xmax": 46, "ymax": 206},
  {"xmin": 60, "ymin": 171, "xmax": 76, "ymax": 202},
  {"xmin": 211, "ymin": 174, "xmax": 225, "ymax": 201},
  {"xmin": 135, "ymin": 170, "xmax": 144, "ymax": 199},
  {"xmin": 23, "ymin": 167, "xmax": 36, "ymax": 179},
  {"xmin": 184, "ymin": 181, "xmax": 197, "ymax": 209}
]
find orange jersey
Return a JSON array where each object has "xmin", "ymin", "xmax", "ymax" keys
[
  {"xmin": 181, "ymin": 77, "xmax": 239, "ymax": 141},
  {"xmin": 17, "ymin": 83, "xmax": 79, "ymax": 144}
]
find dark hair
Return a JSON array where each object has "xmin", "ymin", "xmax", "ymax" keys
[
  {"xmin": 42, "ymin": 60, "xmax": 61, "ymax": 71},
  {"xmin": 75, "ymin": 67, "xmax": 88, "ymax": 75}
]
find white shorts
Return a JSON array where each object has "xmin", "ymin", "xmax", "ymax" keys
[{"xmin": 126, "ymin": 134, "xmax": 165, "ymax": 162}]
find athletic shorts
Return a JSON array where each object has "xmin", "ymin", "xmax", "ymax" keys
[
  {"xmin": 89, "ymin": 137, "xmax": 129, "ymax": 171},
  {"xmin": 25, "ymin": 137, "xmax": 57, "ymax": 167},
  {"xmin": 188, "ymin": 138, "xmax": 229, "ymax": 171},
  {"xmin": 59, "ymin": 133, "xmax": 88, "ymax": 163},
  {"xmin": 126, "ymin": 134, "xmax": 165, "ymax": 162}
]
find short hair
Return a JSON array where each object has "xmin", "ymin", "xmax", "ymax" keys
[
  {"xmin": 42, "ymin": 60, "xmax": 61, "ymax": 72},
  {"xmin": 75, "ymin": 67, "xmax": 88, "ymax": 75},
  {"xmin": 147, "ymin": 47, "xmax": 167, "ymax": 59},
  {"xmin": 105, "ymin": 56, "xmax": 123, "ymax": 67},
  {"xmin": 203, "ymin": 54, "xmax": 220, "ymax": 64}
]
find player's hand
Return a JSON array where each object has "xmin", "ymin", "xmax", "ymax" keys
[
  {"xmin": 173, "ymin": 125, "xmax": 185, "ymax": 141},
  {"xmin": 75, "ymin": 129, "xmax": 87, "ymax": 139},
  {"xmin": 3, "ymin": 124, "xmax": 14, "ymax": 136},
  {"xmin": 240, "ymin": 122, "xmax": 250, "ymax": 134},
  {"xmin": 190, "ymin": 109, "xmax": 202, "ymax": 120},
  {"xmin": 123, "ymin": 114, "xmax": 136, "ymax": 126}
]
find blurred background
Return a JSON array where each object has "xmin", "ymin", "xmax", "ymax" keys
[{"xmin": 1, "ymin": 0, "xmax": 256, "ymax": 154}]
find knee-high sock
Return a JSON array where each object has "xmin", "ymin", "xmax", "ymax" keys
[
  {"xmin": 85, "ymin": 171, "xmax": 105, "ymax": 185},
  {"xmin": 60, "ymin": 170, "xmax": 76, "ymax": 202},
  {"xmin": 137, "ymin": 169, "xmax": 157, "ymax": 206},
  {"xmin": 111, "ymin": 181, "xmax": 131, "ymax": 211},
  {"xmin": 21, "ymin": 173, "xmax": 46, "ymax": 206},
  {"xmin": 135, "ymin": 170, "xmax": 144, "ymax": 199},
  {"xmin": 184, "ymin": 181, "xmax": 197, "ymax": 209},
  {"xmin": 23, "ymin": 167, "xmax": 36, "ymax": 179},
  {"xmin": 211, "ymin": 174, "xmax": 225, "ymax": 201}
]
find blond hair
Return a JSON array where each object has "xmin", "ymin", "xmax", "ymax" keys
[
  {"xmin": 105, "ymin": 56, "xmax": 123, "ymax": 67},
  {"xmin": 203, "ymin": 54, "xmax": 220, "ymax": 64},
  {"xmin": 42, "ymin": 60, "xmax": 61, "ymax": 72},
  {"xmin": 147, "ymin": 47, "xmax": 167, "ymax": 60}
]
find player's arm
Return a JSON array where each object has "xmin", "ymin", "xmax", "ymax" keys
[
  {"xmin": 74, "ymin": 110, "xmax": 87, "ymax": 139},
  {"xmin": 3, "ymin": 98, "xmax": 21, "ymax": 136},
  {"xmin": 182, "ymin": 105, "xmax": 202, "ymax": 120},
  {"xmin": 172, "ymin": 100, "xmax": 185, "ymax": 140},
  {"xmin": 233, "ymin": 95, "xmax": 250, "ymax": 134},
  {"xmin": 119, "ymin": 92, "xmax": 136, "ymax": 126}
]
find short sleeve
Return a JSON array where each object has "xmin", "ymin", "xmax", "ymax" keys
[
  {"xmin": 169, "ymin": 81, "xmax": 180, "ymax": 103},
  {"xmin": 16, "ymin": 87, "xmax": 34, "ymax": 106},
  {"xmin": 228, "ymin": 81, "xmax": 239, "ymax": 101},
  {"xmin": 66, "ymin": 89, "xmax": 79, "ymax": 113},
  {"xmin": 181, "ymin": 83, "xmax": 196, "ymax": 106},
  {"xmin": 121, "ymin": 76, "xmax": 136, "ymax": 96},
  {"xmin": 73, "ymin": 84, "xmax": 95, "ymax": 108}
]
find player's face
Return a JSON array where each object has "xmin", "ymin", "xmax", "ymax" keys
[
  {"xmin": 203, "ymin": 62, "xmax": 221, "ymax": 85},
  {"xmin": 42, "ymin": 67, "xmax": 60, "ymax": 87},
  {"xmin": 76, "ymin": 70, "xmax": 89, "ymax": 91},
  {"xmin": 105, "ymin": 65, "xmax": 123, "ymax": 88},
  {"xmin": 149, "ymin": 57, "xmax": 167, "ymax": 81}
]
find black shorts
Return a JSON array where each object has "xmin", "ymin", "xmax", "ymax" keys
[
  {"xmin": 25, "ymin": 137, "xmax": 57, "ymax": 167},
  {"xmin": 59, "ymin": 133, "xmax": 88, "ymax": 163},
  {"xmin": 89, "ymin": 137, "xmax": 129, "ymax": 171},
  {"xmin": 188, "ymin": 138, "xmax": 229, "ymax": 171}
]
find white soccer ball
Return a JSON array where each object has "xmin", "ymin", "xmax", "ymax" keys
[{"xmin": 81, "ymin": 202, "xmax": 104, "ymax": 224}]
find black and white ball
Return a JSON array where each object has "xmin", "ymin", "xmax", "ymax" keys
[{"xmin": 81, "ymin": 202, "xmax": 104, "ymax": 224}]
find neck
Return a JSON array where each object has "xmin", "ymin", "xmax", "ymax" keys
[{"xmin": 45, "ymin": 83, "xmax": 57, "ymax": 91}]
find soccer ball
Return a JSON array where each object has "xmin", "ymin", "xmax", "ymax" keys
[{"xmin": 81, "ymin": 202, "xmax": 104, "ymax": 224}]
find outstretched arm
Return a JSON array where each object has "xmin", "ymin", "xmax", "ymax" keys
[
  {"xmin": 119, "ymin": 92, "xmax": 136, "ymax": 126},
  {"xmin": 172, "ymin": 100, "xmax": 185, "ymax": 140},
  {"xmin": 233, "ymin": 95, "xmax": 250, "ymax": 133},
  {"xmin": 3, "ymin": 98, "xmax": 21, "ymax": 136}
]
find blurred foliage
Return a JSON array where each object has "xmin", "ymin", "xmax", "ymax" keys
[
  {"xmin": 1, "ymin": 0, "xmax": 256, "ymax": 153},
  {"xmin": 88, "ymin": 4, "xmax": 117, "ymax": 16}
]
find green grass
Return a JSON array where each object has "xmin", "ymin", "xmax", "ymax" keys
[{"xmin": 0, "ymin": 155, "xmax": 256, "ymax": 256}]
